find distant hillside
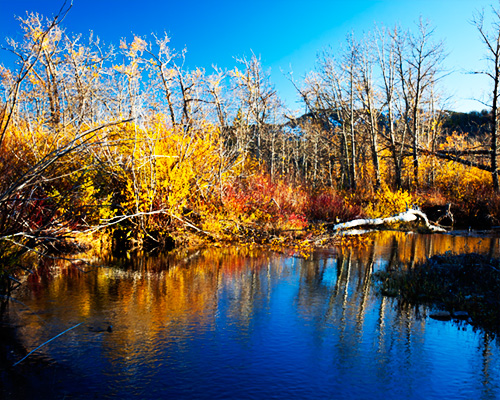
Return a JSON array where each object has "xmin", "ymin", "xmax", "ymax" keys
[
  {"xmin": 441, "ymin": 110, "xmax": 491, "ymax": 137},
  {"xmin": 287, "ymin": 109, "xmax": 492, "ymax": 139}
]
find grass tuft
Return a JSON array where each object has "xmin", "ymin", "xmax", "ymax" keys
[{"xmin": 373, "ymin": 252, "xmax": 500, "ymax": 335}]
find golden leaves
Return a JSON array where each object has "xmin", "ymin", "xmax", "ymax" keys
[
  {"xmin": 119, "ymin": 36, "xmax": 148, "ymax": 58},
  {"xmin": 364, "ymin": 185, "xmax": 418, "ymax": 219}
]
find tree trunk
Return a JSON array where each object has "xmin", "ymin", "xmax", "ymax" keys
[
  {"xmin": 333, "ymin": 209, "xmax": 447, "ymax": 233},
  {"xmin": 491, "ymin": 49, "xmax": 499, "ymax": 192}
]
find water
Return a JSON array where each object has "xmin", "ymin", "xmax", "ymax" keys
[{"xmin": 2, "ymin": 231, "xmax": 500, "ymax": 399}]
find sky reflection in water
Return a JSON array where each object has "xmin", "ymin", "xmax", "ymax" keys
[{"xmin": 6, "ymin": 231, "xmax": 500, "ymax": 399}]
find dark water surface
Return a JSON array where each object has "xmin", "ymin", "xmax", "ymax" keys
[{"xmin": 2, "ymin": 232, "xmax": 500, "ymax": 399}]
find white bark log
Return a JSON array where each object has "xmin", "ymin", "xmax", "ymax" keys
[{"xmin": 333, "ymin": 209, "xmax": 447, "ymax": 233}]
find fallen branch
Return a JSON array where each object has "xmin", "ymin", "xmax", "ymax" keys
[
  {"xmin": 333, "ymin": 209, "xmax": 447, "ymax": 233},
  {"xmin": 13, "ymin": 322, "xmax": 82, "ymax": 366},
  {"xmin": 170, "ymin": 213, "xmax": 211, "ymax": 236}
]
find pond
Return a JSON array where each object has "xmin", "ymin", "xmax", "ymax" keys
[{"xmin": 2, "ymin": 231, "xmax": 500, "ymax": 399}]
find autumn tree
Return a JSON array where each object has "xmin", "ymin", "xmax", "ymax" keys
[{"xmin": 0, "ymin": 7, "xmax": 137, "ymax": 267}]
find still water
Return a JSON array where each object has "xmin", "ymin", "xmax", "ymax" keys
[{"xmin": 3, "ymin": 231, "xmax": 500, "ymax": 399}]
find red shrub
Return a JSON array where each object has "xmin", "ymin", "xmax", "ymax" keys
[{"xmin": 307, "ymin": 191, "xmax": 363, "ymax": 223}]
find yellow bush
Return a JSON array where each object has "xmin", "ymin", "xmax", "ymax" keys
[
  {"xmin": 115, "ymin": 119, "xmax": 240, "ymax": 237},
  {"xmin": 364, "ymin": 184, "xmax": 417, "ymax": 218}
]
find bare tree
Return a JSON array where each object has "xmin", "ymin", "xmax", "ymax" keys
[
  {"xmin": 395, "ymin": 19, "xmax": 445, "ymax": 189},
  {"xmin": 302, "ymin": 38, "xmax": 361, "ymax": 190},
  {"xmin": 0, "ymin": 3, "xmax": 73, "ymax": 146},
  {"xmin": 0, "ymin": 7, "xmax": 135, "ymax": 269},
  {"xmin": 358, "ymin": 34, "xmax": 382, "ymax": 188},
  {"xmin": 473, "ymin": 6, "xmax": 500, "ymax": 192},
  {"xmin": 375, "ymin": 25, "xmax": 406, "ymax": 188},
  {"xmin": 230, "ymin": 53, "xmax": 282, "ymax": 164}
]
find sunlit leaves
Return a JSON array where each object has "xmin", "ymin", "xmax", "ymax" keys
[{"xmin": 364, "ymin": 185, "xmax": 417, "ymax": 219}]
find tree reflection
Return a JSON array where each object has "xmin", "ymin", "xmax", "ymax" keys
[{"xmin": 6, "ymin": 232, "xmax": 500, "ymax": 399}]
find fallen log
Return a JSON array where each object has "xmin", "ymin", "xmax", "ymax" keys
[{"xmin": 333, "ymin": 209, "xmax": 447, "ymax": 233}]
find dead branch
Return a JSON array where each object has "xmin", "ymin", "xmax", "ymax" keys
[{"xmin": 333, "ymin": 209, "xmax": 447, "ymax": 233}]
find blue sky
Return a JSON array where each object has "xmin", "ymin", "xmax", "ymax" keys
[{"xmin": 0, "ymin": 0, "xmax": 496, "ymax": 112}]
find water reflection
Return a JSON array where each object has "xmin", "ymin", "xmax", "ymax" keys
[{"xmin": 4, "ymin": 231, "xmax": 500, "ymax": 399}]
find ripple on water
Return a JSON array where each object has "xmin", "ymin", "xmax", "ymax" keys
[{"xmin": 4, "ymin": 234, "xmax": 500, "ymax": 399}]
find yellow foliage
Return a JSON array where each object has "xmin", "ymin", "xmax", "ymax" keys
[
  {"xmin": 364, "ymin": 184, "xmax": 417, "ymax": 218},
  {"xmin": 114, "ymin": 119, "xmax": 239, "ymax": 237},
  {"xmin": 436, "ymin": 161, "xmax": 490, "ymax": 200},
  {"xmin": 419, "ymin": 132, "xmax": 492, "ymax": 202}
]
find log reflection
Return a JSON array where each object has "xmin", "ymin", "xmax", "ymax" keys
[{"xmin": 7, "ymin": 232, "xmax": 500, "ymax": 399}]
